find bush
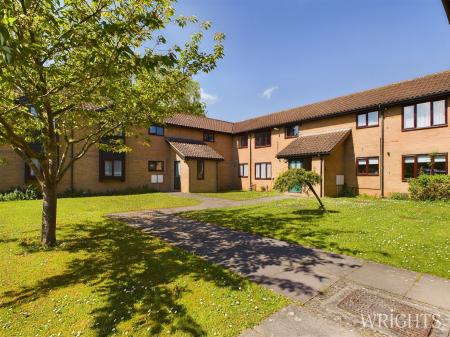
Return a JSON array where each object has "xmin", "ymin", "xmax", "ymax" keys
[
  {"xmin": 0, "ymin": 185, "xmax": 42, "ymax": 202},
  {"xmin": 408, "ymin": 174, "xmax": 450, "ymax": 201},
  {"xmin": 389, "ymin": 192, "xmax": 410, "ymax": 200},
  {"xmin": 59, "ymin": 185, "xmax": 156, "ymax": 198}
]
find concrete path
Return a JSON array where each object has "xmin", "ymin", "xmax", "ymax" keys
[{"xmin": 111, "ymin": 194, "xmax": 450, "ymax": 336}]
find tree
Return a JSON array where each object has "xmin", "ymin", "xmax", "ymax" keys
[
  {"xmin": 273, "ymin": 168, "xmax": 325, "ymax": 209},
  {"xmin": 0, "ymin": 0, "xmax": 224, "ymax": 246}
]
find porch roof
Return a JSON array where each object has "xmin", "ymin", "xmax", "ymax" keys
[
  {"xmin": 166, "ymin": 137, "xmax": 224, "ymax": 161},
  {"xmin": 277, "ymin": 128, "xmax": 351, "ymax": 158}
]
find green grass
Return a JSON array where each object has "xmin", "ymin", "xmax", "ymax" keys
[
  {"xmin": 180, "ymin": 197, "xmax": 450, "ymax": 279},
  {"xmin": 0, "ymin": 193, "xmax": 288, "ymax": 337},
  {"xmin": 197, "ymin": 190, "xmax": 281, "ymax": 201}
]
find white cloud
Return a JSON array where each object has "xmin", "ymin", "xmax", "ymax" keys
[
  {"xmin": 200, "ymin": 88, "xmax": 218, "ymax": 104},
  {"xmin": 260, "ymin": 86, "xmax": 279, "ymax": 100}
]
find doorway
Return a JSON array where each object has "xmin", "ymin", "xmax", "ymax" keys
[{"xmin": 174, "ymin": 161, "xmax": 181, "ymax": 191}]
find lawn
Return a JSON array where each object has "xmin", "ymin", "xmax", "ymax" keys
[
  {"xmin": 0, "ymin": 193, "xmax": 288, "ymax": 337},
  {"xmin": 180, "ymin": 197, "xmax": 450, "ymax": 279},
  {"xmin": 197, "ymin": 190, "xmax": 281, "ymax": 201}
]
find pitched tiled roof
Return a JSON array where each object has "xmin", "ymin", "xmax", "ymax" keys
[
  {"xmin": 165, "ymin": 113, "xmax": 234, "ymax": 133},
  {"xmin": 166, "ymin": 137, "xmax": 224, "ymax": 161},
  {"xmin": 233, "ymin": 70, "xmax": 450, "ymax": 133},
  {"xmin": 277, "ymin": 129, "xmax": 351, "ymax": 158},
  {"xmin": 164, "ymin": 70, "xmax": 450, "ymax": 134}
]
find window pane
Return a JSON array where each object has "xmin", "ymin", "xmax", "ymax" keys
[
  {"xmin": 197, "ymin": 160, "xmax": 204, "ymax": 179},
  {"xmin": 403, "ymin": 157, "xmax": 415, "ymax": 179},
  {"xmin": 434, "ymin": 155, "xmax": 447, "ymax": 175},
  {"xmin": 433, "ymin": 100, "xmax": 446, "ymax": 125},
  {"xmin": 357, "ymin": 114, "xmax": 367, "ymax": 127},
  {"xmin": 367, "ymin": 111, "xmax": 378, "ymax": 126},
  {"xmin": 149, "ymin": 126, "xmax": 156, "ymax": 134},
  {"xmin": 357, "ymin": 159, "xmax": 367, "ymax": 174},
  {"xmin": 156, "ymin": 161, "xmax": 163, "ymax": 171},
  {"xmin": 30, "ymin": 158, "xmax": 40, "ymax": 177},
  {"xmin": 368, "ymin": 158, "xmax": 379, "ymax": 175},
  {"xmin": 244, "ymin": 164, "xmax": 248, "ymax": 177},
  {"xmin": 267, "ymin": 163, "xmax": 272, "ymax": 178},
  {"xmin": 157, "ymin": 127, "xmax": 164, "ymax": 136},
  {"xmin": 417, "ymin": 155, "xmax": 431, "ymax": 175},
  {"xmin": 403, "ymin": 106, "xmax": 415, "ymax": 129},
  {"xmin": 286, "ymin": 125, "xmax": 299, "ymax": 137},
  {"xmin": 416, "ymin": 102, "xmax": 431, "ymax": 128},
  {"xmin": 104, "ymin": 160, "xmax": 113, "ymax": 176},
  {"xmin": 113, "ymin": 160, "xmax": 122, "ymax": 177},
  {"xmin": 260, "ymin": 163, "xmax": 267, "ymax": 179},
  {"xmin": 255, "ymin": 164, "xmax": 260, "ymax": 178}
]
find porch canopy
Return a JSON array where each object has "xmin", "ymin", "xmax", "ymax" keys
[
  {"xmin": 277, "ymin": 128, "xmax": 351, "ymax": 158},
  {"xmin": 166, "ymin": 137, "xmax": 224, "ymax": 161}
]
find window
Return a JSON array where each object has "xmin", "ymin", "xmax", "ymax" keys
[
  {"xmin": 289, "ymin": 158, "xmax": 312, "ymax": 171},
  {"xmin": 239, "ymin": 163, "xmax": 249, "ymax": 177},
  {"xmin": 99, "ymin": 151, "xmax": 125, "ymax": 181},
  {"xmin": 197, "ymin": 160, "xmax": 204, "ymax": 180},
  {"xmin": 255, "ymin": 162, "xmax": 272, "ymax": 180},
  {"xmin": 403, "ymin": 99, "xmax": 447, "ymax": 130},
  {"xmin": 285, "ymin": 125, "xmax": 299, "ymax": 138},
  {"xmin": 356, "ymin": 157, "xmax": 379, "ymax": 176},
  {"xmin": 148, "ymin": 161, "xmax": 164, "ymax": 172},
  {"xmin": 151, "ymin": 174, "xmax": 164, "ymax": 184},
  {"xmin": 203, "ymin": 132, "xmax": 215, "ymax": 142},
  {"xmin": 238, "ymin": 134, "xmax": 248, "ymax": 148},
  {"xmin": 25, "ymin": 158, "xmax": 40, "ymax": 181},
  {"xmin": 148, "ymin": 125, "xmax": 164, "ymax": 136},
  {"xmin": 402, "ymin": 154, "xmax": 448, "ymax": 180},
  {"xmin": 255, "ymin": 130, "xmax": 271, "ymax": 148},
  {"xmin": 356, "ymin": 111, "xmax": 379, "ymax": 128}
]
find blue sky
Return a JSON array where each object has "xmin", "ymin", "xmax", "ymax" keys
[{"xmin": 167, "ymin": 0, "xmax": 450, "ymax": 122}]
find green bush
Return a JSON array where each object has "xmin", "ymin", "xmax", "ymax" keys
[
  {"xmin": 408, "ymin": 174, "xmax": 450, "ymax": 201},
  {"xmin": 0, "ymin": 185, "xmax": 42, "ymax": 202},
  {"xmin": 59, "ymin": 185, "xmax": 156, "ymax": 198}
]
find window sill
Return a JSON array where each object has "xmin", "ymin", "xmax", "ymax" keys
[
  {"xmin": 402, "ymin": 124, "xmax": 448, "ymax": 132},
  {"xmin": 238, "ymin": 146, "xmax": 248, "ymax": 149},
  {"xmin": 239, "ymin": 176, "xmax": 248, "ymax": 178},
  {"xmin": 255, "ymin": 178, "xmax": 273, "ymax": 180},
  {"xmin": 255, "ymin": 145, "xmax": 271, "ymax": 149},
  {"xmin": 100, "ymin": 176, "xmax": 125, "ymax": 182},
  {"xmin": 285, "ymin": 135, "xmax": 299, "ymax": 139},
  {"xmin": 356, "ymin": 124, "xmax": 379, "ymax": 129},
  {"xmin": 357, "ymin": 174, "xmax": 379, "ymax": 177}
]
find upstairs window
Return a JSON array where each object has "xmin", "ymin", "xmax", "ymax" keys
[
  {"xmin": 357, "ymin": 111, "xmax": 379, "ymax": 128},
  {"xmin": 239, "ymin": 163, "xmax": 248, "ymax": 178},
  {"xmin": 402, "ymin": 154, "xmax": 448, "ymax": 180},
  {"xmin": 255, "ymin": 130, "xmax": 271, "ymax": 148},
  {"xmin": 197, "ymin": 160, "xmax": 204, "ymax": 180},
  {"xmin": 285, "ymin": 125, "xmax": 299, "ymax": 138},
  {"xmin": 238, "ymin": 134, "xmax": 248, "ymax": 148},
  {"xmin": 403, "ymin": 99, "xmax": 447, "ymax": 130},
  {"xmin": 149, "ymin": 125, "xmax": 164, "ymax": 136},
  {"xmin": 203, "ymin": 132, "xmax": 215, "ymax": 142},
  {"xmin": 357, "ymin": 157, "xmax": 379, "ymax": 176}
]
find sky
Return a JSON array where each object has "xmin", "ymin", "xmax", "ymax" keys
[{"xmin": 164, "ymin": 0, "xmax": 450, "ymax": 122}]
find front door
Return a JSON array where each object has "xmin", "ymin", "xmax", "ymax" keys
[
  {"xmin": 288, "ymin": 159, "xmax": 303, "ymax": 192},
  {"xmin": 174, "ymin": 161, "xmax": 181, "ymax": 191}
]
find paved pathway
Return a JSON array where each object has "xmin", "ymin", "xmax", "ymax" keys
[{"xmin": 111, "ymin": 194, "xmax": 450, "ymax": 337}]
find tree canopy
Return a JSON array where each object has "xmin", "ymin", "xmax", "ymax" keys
[
  {"xmin": 273, "ymin": 168, "xmax": 324, "ymax": 209},
  {"xmin": 0, "ymin": 0, "xmax": 224, "ymax": 245}
]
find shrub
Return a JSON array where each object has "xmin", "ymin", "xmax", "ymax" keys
[
  {"xmin": 59, "ymin": 185, "xmax": 156, "ymax": 198},
  {"xmin": 0, "ymin": 185, "xmax": 42, "ymax": 202},
  {"xmin": 389, "ymin": 192, "xmax": 410, "ymax": 200},
  {"xmin": 408, "ymin": 174, "xmax": 450, "ymax": 201}
]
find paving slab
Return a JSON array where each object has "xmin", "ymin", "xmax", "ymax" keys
[
  {"xmin": 406, "ymin": 275, "xmax": 450, "ymax": 311},
  {"xmin": 345, "ymin": 261, "xmax": 419, "ymax": 295},
  {"xmin": 239, "ymin": 305, "xmax": 363, "ymax": 337}
]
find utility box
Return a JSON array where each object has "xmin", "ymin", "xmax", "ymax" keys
[{"xmin": 336, "ymin": 175, "xmax": 345, "ymax": 186}]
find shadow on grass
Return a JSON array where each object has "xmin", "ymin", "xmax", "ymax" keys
[
  {"xmin": 3, "ymin": 219, "xmax": 245, "ymax": 336},
  {"xmin": 181, "ymin": 207, "xmax": 365, "ymax": 257}
]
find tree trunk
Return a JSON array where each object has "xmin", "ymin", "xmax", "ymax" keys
[
  {"xmin": 41, "ymin": 183, "xmax": 58, "ymax": 246},
  {"xmin": 306, "ymin": 182, "xmax": 325, "ymax": 210}
]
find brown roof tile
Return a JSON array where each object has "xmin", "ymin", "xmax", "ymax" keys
[
  {"xmin": 166, "ymin": 137, "xmax": 224, "ymax": 161},
  {"xmin": 165, "ymin": 113, "xmax": 234, "ymax": 134},
  {"xmin": 233, "ymin": 70, "xmax": 450, "ymax": 133},
  {"xmin": 277, "ymin": 129, "xmax": 351, "ymax": 158}
]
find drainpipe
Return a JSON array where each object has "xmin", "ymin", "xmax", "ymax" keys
[
  {"xmin": 380, "ymin": 105, "xmax": 385, "ymax": 198},
  {"xmin": 320, "ymin": 156, "xmax": 324, "ymax": 197},
  {"xmin": 249, "ymin": 132, "xmax": 253, "ymax": 191},
  {"xmin": 216, "ymin": 161, "xmax": 219, "ymax": 192}
]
